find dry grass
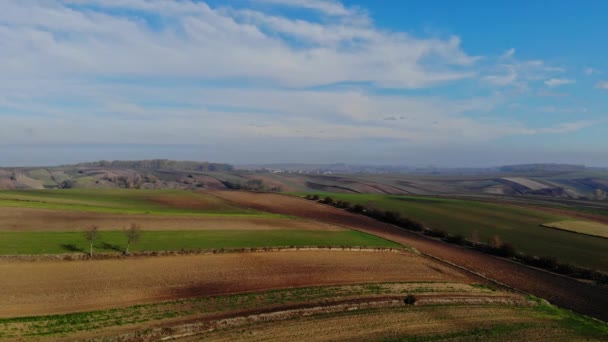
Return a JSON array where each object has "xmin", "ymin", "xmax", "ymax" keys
[
  {"xmin": 192, "ymin": 306, "xmax": 570, "ymax": 342},
  {"xmin": 541, "ymin": 220, "xmax": 608, "ymax": 239}
]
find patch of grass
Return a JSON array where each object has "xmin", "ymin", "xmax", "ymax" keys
[
  {"xmin": 0, "ymin": 229, "xmax": 400, "ymax": 255},
  {"xmin": 0, "ymin": 189, "xmax": 276, "ymax": 217},
  {"xmin": 378, "ymin": 322, "xmax": 538, "ymax": 341},
  {"xmin": 308, "ymin": 193, "xmax": 608, "ymax": 271},
  {"xmin": 529, "ymin": 297, "xmax": 608, "ymax": 339}
]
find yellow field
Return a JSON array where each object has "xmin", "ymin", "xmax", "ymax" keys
[{"xmin": 541, "ymin": 220, "xmax": 608, "ymax": 239}]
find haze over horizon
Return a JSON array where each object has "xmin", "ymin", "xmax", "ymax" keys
[{"xmin": 1, "ymin": 1, "xmax": 607, "ymax": 167}]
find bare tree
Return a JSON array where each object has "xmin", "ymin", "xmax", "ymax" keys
[
  {"xmin": 84, "ymin": 225, "xmax": 100, "ymax": 259},
  {"xmin": 124, "ymin": 223, "xmax": 141, "ymax": 255}
]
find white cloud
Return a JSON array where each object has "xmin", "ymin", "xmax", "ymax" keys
[
  {"xmin": 596, "ymin": 81, "xmax": 608, "ymax": 90},
  {"xmin": 0, "ymin": 0, "xmax": 596, "ymax": 156},
  {"xmin": 584, "ymin": 67, "xmax": 599, "ymax": 75},
  {"xmin": 500, "ymin": 48, "xmax": 516, "ymax": 59},
  {"xmin": 254, "ymin": 0, "xmax": 358, "ymax": 17},
  {"xmin": 544, "ymin": 78, "xmax": 576, "ymax": 87},
  {"xmin": 0, "ymin": 0, "xmax": 478, "ymax": 89}
]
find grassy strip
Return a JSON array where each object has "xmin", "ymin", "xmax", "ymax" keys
[
  {"xmin": 0, "ymin": 230, "xmax": 400, "ymax": 255},
  {"xmin": 0, "ymin": 283, "xmax": 494, "ymax": 338}
]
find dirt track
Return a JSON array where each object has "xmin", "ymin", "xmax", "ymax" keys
[
  {"xmin": 210, "ymin": 191, "xmax": 608, "ymax": 322},
  {"xmin": 0, "ymin": 250, "xmax": 473, "ymax": 318}
]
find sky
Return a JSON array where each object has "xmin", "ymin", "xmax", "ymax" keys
[{"xmin": 1, "ymin": 0, "xmax": 607, "ymax": 167}]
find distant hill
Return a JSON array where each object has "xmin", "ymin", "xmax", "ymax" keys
[
  {"xmin": 499, "ymin": 164, "xmax": 586, "ymax": 173},
  {"xmin": 1, "ymin": 160, "xmax": 607, "ymax": 202}
]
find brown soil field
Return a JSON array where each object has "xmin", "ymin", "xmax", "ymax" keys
[
  {"xmin": 210, "ymin": 191, "xmax": 608, "ymax": 321},
  {"xmin": 0, "ymin": 207, "xmax": 344, "ymax": 231},
  {"xmin": 0, "ymin": 250, "xmax": 475, "ymax": 318},
  {"xmin": 189, "ymin": 306, "xmax": 569, "ymax": 342}
]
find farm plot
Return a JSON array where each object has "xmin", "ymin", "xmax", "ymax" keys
[
  {"xmin": 0, "ymin": 189, "xmax": 400, "ymax": 255},
  {"xmin": 0, "ymin": 282, "xmax": 520, "ymax": 340},
  {"xmin": 0, "ymin": 251, "xmax": 475, "ymax": 318},
  {"xmin": 0, "ymin": 230, "xmax": 398, "ymax": 255},
  {"xmin": 196, "ymin": 305, "xmax": 590, "ymax": 342},
  {"xmin": 541, "ymin": 220, "xmax": 608, "ymax": 239},
  {"xmin": 210, "ymin": 191, "xmax": 608, "ymax": 322},
  {"xmin": 0, "ymin": 189, "xmax": 270, "ymax": 216},
  {"xmin": 314, "ymin": 193, "xmax": 608, "ymax": 271}
]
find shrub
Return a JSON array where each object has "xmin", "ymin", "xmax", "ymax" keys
[
  {"xmin": 382, "ymin": 211, "xmax": 401, "ymax": 224},
  {"xmin": 404, "ymin": 294, "xmax": 417, "ymax": 305},
  {"xmin": 322, "ymin": 196, "xmax": 334, "ymax": 204},
  {"xmin": 351, "ymin": 204, "xmax": 365, "ymax": 213},
  {"xmin": 498, "ymin": 242, "xmax": 516, "ymax": 257},
  {"xmin": 425, "ymin": 229, "xmax": 448, "ymax": 239},
  {"xmin": 445, "ymin": 234, "xmax": 465, "ymax": 244},
  {"xmin": 311, "ymin": 195, "xmax": 320, "ymax": 201}
]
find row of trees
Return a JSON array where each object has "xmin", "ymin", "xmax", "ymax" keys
[
  {"xmin": 84, "ymin": 223, "xmax": 141, "ymax": 258},
  {"xmin": 305, "ymin": 194, "xmax": 608, "ymax": 285}
]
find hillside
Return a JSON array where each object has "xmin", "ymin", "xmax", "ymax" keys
[{"xmin": 1, "ymin": 161, "xmax": 608, "ymax": 202}]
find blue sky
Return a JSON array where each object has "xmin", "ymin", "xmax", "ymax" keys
[{"xmin": 1, "ymin": 0, "xmax": 607, "ymax": 167}]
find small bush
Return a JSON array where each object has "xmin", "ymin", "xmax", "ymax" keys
[
  {"xmin": 498, "ymin": 242, "xmax": 516, "ymax": 257},
  {"xmin": 351, "ymin": 204, "xmax": 365, "ymax": 213},
  {"xmin": 404, "ymin": 294, "xmax": 417, "ymax": 305},
  {"xmin": 322, "ymin": 196, "xmax": 334, "ymax": 204},
  {"xmin": 445, "ymin": 234, "xmax": 465, "ymax": 244},
  {"xmin": 425, "ymin": 229, "xmax": 448, "ymax": 239}
]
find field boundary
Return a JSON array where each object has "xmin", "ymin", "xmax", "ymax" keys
[{"xmin": 0, "ymin": 246, "xmax": 408, "ymax": 262}]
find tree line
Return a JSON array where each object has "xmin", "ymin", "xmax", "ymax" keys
[{"xmin": 305, "ymin": 194, "xmax": 608, "ymax": 285}]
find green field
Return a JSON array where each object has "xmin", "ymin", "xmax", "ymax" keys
[
  {"xmin": 312, "ymin": 194, "xmax": 608, "ymax": 271},
  {"xmin": 0, "ymin": 189, "xmax": 275, "ymax": 216},
  {"xmin": 0, "ymin": 230, "xmax": 399, "ymax": 255}
]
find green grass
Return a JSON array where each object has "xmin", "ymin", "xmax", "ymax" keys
[
  {"xmin": 0, "ymin": 229, "xmax": 400, "ymax": 255},
  {"xmin": 307, "ymin": 194, "xmax": 608, "ymax": 271},
  {"xmin": 0, "ymin": 189, "xmax": 276, "ymax": 217}
]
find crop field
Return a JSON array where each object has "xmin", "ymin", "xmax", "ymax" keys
[
  {"xmin": 0, "ymin": 189, "xmax": 606, "ymax": 341},
  {"xmin": 313, "ymin": 193, "xmax": 608, "ymax": 271},
  {"xmin": 541, "ymin": 220, "xmax": 608, "ymax": 239},
  {"xmin": 198, "ymin": 304, "xmax": 606, "ymax": 342},
  {"xmin": 1, "ymin": 250, "xmax": 606, "ymax": 341},
  {"xmin": 0, "ymin": 189, "xmax": 402, "ymax": 255},
  {"xmin": 0, "ymin": 230, "xmax": 398, "ymax": 255},
  {"xmin": 0, "ymin": 251, "xmax": 474, "ymax": 317},
  {"xmin": 0, "ymin": 189, "xmax": 272, "ymax": 216},
  {"xmin": 213, "ymin": 191, "xmax": 608, "ymax": 322}
]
